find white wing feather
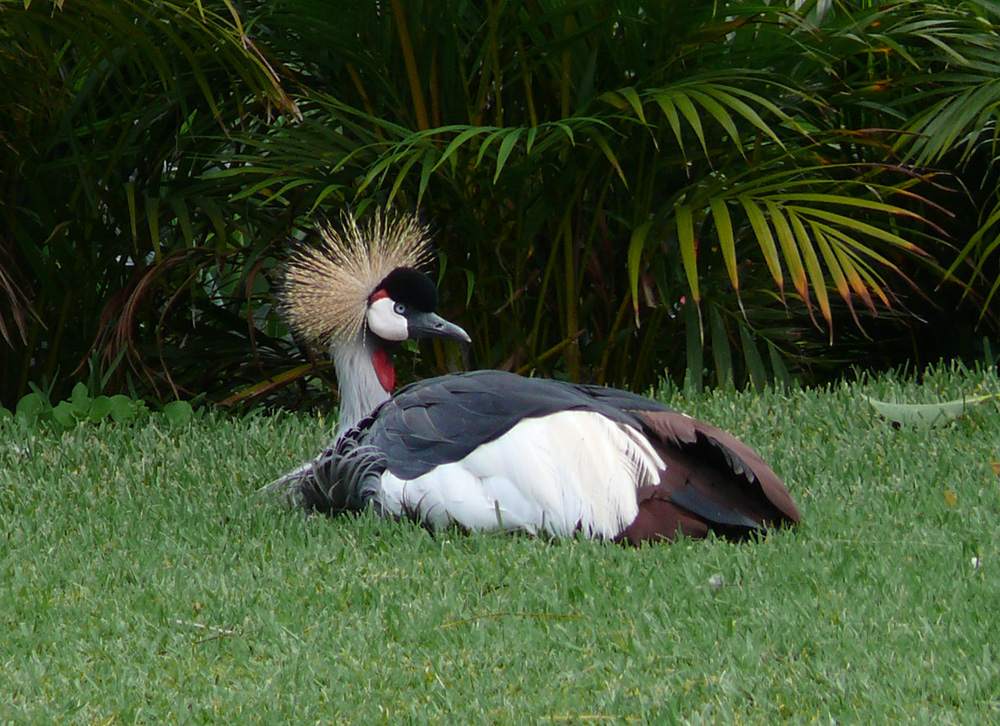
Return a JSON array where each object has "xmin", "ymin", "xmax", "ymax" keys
[{"xmin": 378, "ymin": 410, "xmax": 665, "ymax": 538}]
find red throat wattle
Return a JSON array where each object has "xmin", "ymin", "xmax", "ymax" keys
[{"xmin": 371, "ymin": 348, "xmax": 396, "ymax": 392}]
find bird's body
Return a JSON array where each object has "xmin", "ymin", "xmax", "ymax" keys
[
  {"xmin": 267, "ymin": 209, "xmax": 801, "ymax": 543},
  {"xmin": 271, "ymin": 370, "xmax": 799, "ymax": 542}
]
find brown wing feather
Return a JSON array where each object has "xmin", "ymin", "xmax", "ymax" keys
[{"xmin": 616, "ymin": 411, "xmax": 801, "ymax": 545}]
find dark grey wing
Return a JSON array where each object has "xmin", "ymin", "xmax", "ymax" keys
[
  {"xmin": 365, "ymin": 370, "xmax": 800, "ymax": 542},
  {"xmin": 364, "ymin": 370, "xmax": 667, "ymax": 479},
  {"xmin": 570, "ymin": 381, "xmax": 678, "ymax": 414}
]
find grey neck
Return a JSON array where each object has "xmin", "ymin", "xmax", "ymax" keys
[{"xmin": 331, "ymin": 338, "xmax": 391, "ymax": 439}]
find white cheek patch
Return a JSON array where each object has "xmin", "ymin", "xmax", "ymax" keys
[{"xmin": 366, "ymin": 297, "xmax": 409, "ymax": 341}]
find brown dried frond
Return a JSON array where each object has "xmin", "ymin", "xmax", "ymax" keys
[
  {"xmin": 0, "ymin": 244, "xmax": 42, "ymax": 346},
  {"xmin": 279, "ymin": 209, "xmax": 432, "ymax": 345}
]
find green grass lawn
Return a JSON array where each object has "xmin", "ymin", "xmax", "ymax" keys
[{"xmin": 3, "ymin": 366, "xmax": 999, "ymax": 724}]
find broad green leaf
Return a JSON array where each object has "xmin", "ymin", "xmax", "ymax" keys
[
  {"xmin": 944, "ymin": 200, "xmax": 1000, "ymax": 314},
  {"xmin": 811, "ymin": 222, "xmax": 905, "ymax": 275},
  {"xmin": 688, "ymin": 89, "xmax": 742, "ymax": 151},
  {"xmin": 163, "ymin": 400, "xmax": 194, "ymax": 425},
  {"xmin": 388, "ymin": 149, "xmax": 422, "ymax": 200},
  {"xmin": 525, "ymin": 126, "xmax": 538, "ymax": 154},
  {"xmin": 88, "ymin": 395, "xmax": 113, "ymax": 423},
  {"xmin": 710, "ymin": 197, "xmax": 739, "ymax": 295},
  {"xmin": 813, "ymin": 225, "xmax": 852, "ymax": 310},
  {"xmin": 768, "ymin": 341, "xmax": 793, "ymax": 388},
  {"xmin": 627, "ymin": 220, "xmax": 653, "ymax": 323},
  {"xmin": 718, "ymin": 82, "xmax": 795, "ymax": 125},
  {"xmin": 309, "ymin": 184, "xmax": 348, "ymax": 214},
  {"xmin": 673, "ymin": 93, "xmax": 709, "ymax": 158},
  {"xmin": 699, "ymin": 85, "xmax": 785, "ymax": 147},
  {"xmin": 360, "ymin": 153, "xmax": 404, "ymax": 196},
  {"xmin": 850, "ymin": 260, "xmax": 893, "ymax": 309},
  {"xmin": 417, "ymin": 149, "xmax": 436, "ymax": 205},
  {"xmin": 738, "ymin": 322, "xmax": 768, "ymax": 391},
  {"xmin": 71, "ymin": 382, "xmax": 91, "ymax": 415},
  {"xmin": 765, "ymin": 201, "xmax": 809, "ymax": 305},
  {"xmin": 52, "ymin": 401, "xmax": 77, "ymax": 428},
  {"xmin": 16, "ymin": 393, "xmax": 46, "ymax": 422},
  {"xmin": 476, "ymin": 129, "xmax": 504, "ymax": 167},
  {"xmin": 651, "ymin": 92, "xmax": 685, "ymax": 156},
  {"xmin": 675, "ymin": 204, "xmax": 700, "ymax": 304},
  {"xmin": 550, "ymin": 121, "xmax": 576, "ymax": 144},
  {"xmin": 739, "ymin": 195, "xmax": 783, "ymax": 292},
  {"xmin": 788, "ymin": 210, "xmax": 832, "ymax": 334},
  {"xmin": 598, "ymin": 89, "xmax": 625, "ymax": 110},
  {"xmin": 590, "ymin": 130, "xmax": 627, "ymax": 185},
  {"xmin": 775, "ymin": 193, "xmax": 921, "ymax": 218},
  {"xmin": 434, "ymin": 126, "xmax": 493, "ymax": 172},
  {"xmin": 831, "ymin": 243, "xmax": 877, "ymax": 314},
  {"xmin": 709, "ymin": 306, "xmax": 733, "ymax": 389},
  {"xmin": 494, "ymin": 128, "xmax": 523, "ymax": 183},
  {"xmin": 617, "ymin": 86, "xmax": 647, "ymax": 125},
  {"xmin": 170, "ymin": 198, "xmax": 194, "ymax": 247},
  {"xmin": 785, "ymin": 205, "xmax": 924, "ymax": 253},
  {"xmin": 109, "ymin": 395, "xmax": 137, "ymax": 424}
]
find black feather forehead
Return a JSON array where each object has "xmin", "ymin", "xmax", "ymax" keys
[
  {"xmin": 375, "ymin": 267, "xmax": 440, "ymax": 312},
  {"xmin": 279, "ymin": 209, "xmax": 433, "ymax": 344}
]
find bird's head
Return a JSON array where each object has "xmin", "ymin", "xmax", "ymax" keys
[
  {"xmin": 363, "ymin": 266, "xmax": 470, "ymax": 347},
  {"xmin": 279, "ymin": 210, "xmax": 469, "ymax": 388}
]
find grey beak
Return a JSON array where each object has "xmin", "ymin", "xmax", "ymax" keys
[{"xmin": 406, "ymin": 310, "xmax": 471, "ymax": 343}]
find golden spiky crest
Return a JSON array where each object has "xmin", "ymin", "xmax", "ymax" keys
[{"xmin": 279, "ymin": 209, "xmax": 433, "ymax": 345}]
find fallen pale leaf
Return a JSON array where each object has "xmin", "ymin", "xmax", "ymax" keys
[
  {"xmin": 865, "ymin": 392, "xmax": 1000, "ymax": 427},
  {"xmin": 943, "ymin": 490, "xmax": 957, "ymax": 507}
]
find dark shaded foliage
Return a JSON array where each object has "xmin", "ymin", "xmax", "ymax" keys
[{"xmin": 1, "ymin": 0, "xmax": 998, "ymax": 410}]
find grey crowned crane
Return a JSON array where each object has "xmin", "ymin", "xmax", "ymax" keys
[{"xmin": 266, "ymin": 210, "xmax": 801, "ymax": 543}]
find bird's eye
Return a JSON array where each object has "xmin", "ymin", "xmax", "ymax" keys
[{"xmin": 393, "ymin": 302, "xmax": 406, "ymax": 315}]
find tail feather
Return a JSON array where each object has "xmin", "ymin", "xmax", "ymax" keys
[
  {"xmin": 616, "ymin": 411, "xmax": 800, "ymax": 544},
  {"xmin": 259, "ymin": 433, "xmax": 386, "ymax": 515}
]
